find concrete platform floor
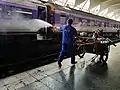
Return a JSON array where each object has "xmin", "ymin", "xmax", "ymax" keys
[{"xmin": 0, "ymin": 43, "xmax": 120, "ymax": 90}]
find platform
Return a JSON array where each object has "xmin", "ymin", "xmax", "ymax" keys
[{"xmin": 0, "ymin": 43, "xmax": 120, "ymax": 90}]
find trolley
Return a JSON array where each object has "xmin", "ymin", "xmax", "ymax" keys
[{"xmin": 75, "ymin": 37, "xmax": 116, "ymax": 63}]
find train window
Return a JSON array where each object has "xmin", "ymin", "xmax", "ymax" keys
[
  {"xmin": 82, "ymin": 19, "xmax": 87, "ymax": 26},
  {"xmin": 95, "ymin": 21, "xmax": 100, "ymax": 27},
  {"xmin": 97, "ymin": 22, "xmax": 100, "ymax": 27},
  {"xmin": 74, "ymin": 17, "xmax": 79, "ymax": 24},
  {"xmin": 104, "ymin": 23, "xmax": 106, "ymax": 27},
  {"xmin": 116, "ymin": 25, "xmax": 118, "ymax": 28},
  {"xmin": 87, "ymin": 19, "xmax": 90, "ymax": 26},
  {"xmin": 107, "ymin": 23, "xmax": 109, "ymax": 27},
  {"xmin": 3, "ymin": 5, "xmax": 14, "ymax": 19},
  {"xmin": 113, "ymin": 24, "xmax": 116, "ymax": 28},
  {"xmin": 112, "ymin": 24, "xmax": 114, "ymax": 28},
  {"xmin": 90, "ymin": 21, "xmax": 94, "ymax": 27},
  {"xmin": 115, "ymin": 24, "xmax": 117, "ymax": 28},
  {"xmin": 60, "ymin": 14, "xmax": 66, "ymax": 24},
  {"xmin": 38, "ymin": 6, "xmax": 46, "ymax": 21},
  {"xmin": 101, "ymin": 22, "xmax": 104, "ymax": 27},
  {"xmin": 0, "ymin": 4, "xmax": 3, "ymax": 19},
  {"xmin": 94, "ymin": 21, "xmax": 96, "ymax": 26},
  {"xmin": 111, "ymin": 24, "xmax": 113, "ymax": 28},
  {"xmin": 99, "ymin": 22, "xmax": 102, "ymax": 27},
  {"xmin": 15, "ymin": 7, "xmax": 32, "ymax": 19},
  {"xmin": 116, "ymin": 24, "xmax": 118, "ymax": 28},
  {"xmin": 94, "ymin": 21, "xmax": 97, "ymax": 26}
]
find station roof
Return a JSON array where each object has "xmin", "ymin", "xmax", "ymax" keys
[{"xmin": 2, "ymin": 0, "xmax": 120, "ymax": 21}]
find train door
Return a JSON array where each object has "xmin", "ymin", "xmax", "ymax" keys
[
  {"xmin": 46, "ymin": 5, "xmax": 55, "ymax": 25},
  {"xmin": 38, "ymin": 6, "xmax": 47, "ymax": 21},
  {"xmin": 37, "ymin": 6, "xmax": 47, "ymax": 40}
]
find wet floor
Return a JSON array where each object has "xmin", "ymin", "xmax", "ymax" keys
[{"xmin": 1, "ymin": 43, "xmax": 120, "ymax": 90}]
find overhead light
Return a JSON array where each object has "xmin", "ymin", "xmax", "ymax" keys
[
  {"xmin": 63, "ymin": 6, "xmax": 71, "ymax": 10},
  {"xmin": 66, "ymin": 4, "xmax": 70, "ymax": 8},
  {"xmin": 27, "ymin": 0, "xmax": 43, "ymax": 4}
]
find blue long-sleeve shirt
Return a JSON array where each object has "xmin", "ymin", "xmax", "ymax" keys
[{"xmin": 60, "ymin": 25, "xmax": 77, "ymax": 45}]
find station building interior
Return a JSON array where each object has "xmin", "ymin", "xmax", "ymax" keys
[{"xmin": 1, "ymin": 0, "xmax": 120, "ymax": 90}]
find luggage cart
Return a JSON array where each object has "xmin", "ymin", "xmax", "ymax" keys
[{"xmin": 75, "ymin": 37, "xmax": 116, "ymax": 63}]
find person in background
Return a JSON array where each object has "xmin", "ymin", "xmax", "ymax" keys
[
  {"xmin": 99, "ymin": 29, "xmax": 103, "ymax": 37},
  {"xmin": 92, "ymin": 29, "xmax": 102, "ymax": 56},
  {"xmin": 58, "ymin": 19, "xmax": 77, "ymax": 68},
  {"xmin": 92, "ymin": 30, "xmax": 100, "ymax": 42}
]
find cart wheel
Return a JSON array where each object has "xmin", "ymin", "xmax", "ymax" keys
[
  {"xmin": 77, "ymin": 46, "xmax": 85, "ymax": 58},
  {"xmin": 78, "ymin": 52, "xmax": 85, "ymax": 58},
  {"xmin": 107, "ymin": 45, "xmax": 110, "ymax": 52},
  {"xmin": 100, "ymin": 53, "xmax": 108, "ymax": 63}
]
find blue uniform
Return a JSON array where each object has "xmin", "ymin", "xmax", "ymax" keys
[
  {"xmin": 58, "ymin": 24, "xmax": 77, "ymax": 63},
  {"xmin": 60, "ymin": 25, "xmax": 77, "ymax": 45}
]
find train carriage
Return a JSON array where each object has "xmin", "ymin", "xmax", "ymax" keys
[
  {"xmin": 0, "ymin": 0, "xmax": 119, "ymax": 67},
  {"xmin": 0, "ymin": 1, "xmax": 120, "ymax": 34},
  {"xmin": 75, "ymin": 36, "xmax": 117, "ymax": 64}
]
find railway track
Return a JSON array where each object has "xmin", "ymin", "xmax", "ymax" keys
[{"xmin": 0, "ymin": 52, "xmax": 59, "ymax": 79}]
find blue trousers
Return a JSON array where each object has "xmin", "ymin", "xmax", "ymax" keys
[{"xmin": 58, "ymin": 43, "xmax": 75, "ymax": 63}]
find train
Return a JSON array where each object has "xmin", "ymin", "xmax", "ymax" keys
[
  {"xmin": 0, "ymin": 0, "xmax": 119, "ymax": 67},
  {"xmin": 0, "ymin": 0, "xmax": 120, "ymax": 32}
]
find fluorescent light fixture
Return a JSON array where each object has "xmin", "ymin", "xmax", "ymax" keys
[{"xmin": 16, "ymin": 10, "xmax": 32, "ymax": 14}]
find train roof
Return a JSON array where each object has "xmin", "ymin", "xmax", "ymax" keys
[
  {"xmin": 0, "ymin": 0, "xmax": 46, "ymax": 10},
  {"xmin": 49, "ymin": 3, "xmax": 120, "ymax": 24}
]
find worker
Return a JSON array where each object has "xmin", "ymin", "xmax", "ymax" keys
[
  {"xmin": 58, "ymin": 19, "xmax": 77, "ymax": 68},
  {"xmin": 92, "ymin": 30, "xmax": 100, "ymax": 41}
]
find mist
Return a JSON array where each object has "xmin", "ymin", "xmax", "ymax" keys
[{"xmin": 0, "ymin": 13, "xmax": 52, "ymax": 32}]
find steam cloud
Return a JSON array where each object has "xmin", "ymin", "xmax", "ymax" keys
[{"xmin": 0, "ymin": 13, "xmax": 52, "ymax": 32}]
